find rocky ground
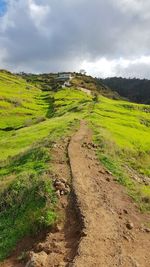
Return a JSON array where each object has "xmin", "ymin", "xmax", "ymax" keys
[{"xmin": 1, "ymin": 121, "xmax": 150, "ymax": 267}]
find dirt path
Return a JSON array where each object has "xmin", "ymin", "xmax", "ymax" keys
[
  {"xmin": 77, "ymin": 87, "xmax": 92, "ymax": 96},
  {"xmin": 1, "ymin": 139, "xmax": 81, "ymax": 267},
  {"xmin": 1, "ymin": 121, "xmax": 150, "ymax": 267},
  {"xmin": 68, "ymin": 120, "xmax": 150, "ymax": 267}
]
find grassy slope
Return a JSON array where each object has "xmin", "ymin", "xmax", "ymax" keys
[
  {"xmin": 89, "ymin": 96, "xmax": 150, "ymax": 211},
  {"xmin": 70, "ymin": 75, "xmax": 150, "ymax": 210},
  {"xmin": 71, "ymin": 74, "xmax": 121, "ymax": 99},
  {"xmin": 0, "ymin": 71, "xmax": 150, "ymax": 260},
  {"xmin": 0, "ymin": 71, "xmax": 50, "ymax": 131},
  {"xmin": 0, "ymin": 72, "xmax": 92, "ymax": 260},
  {"xmin": 0, "ymin": 87, "xmax": 92, "ymax": 161}
]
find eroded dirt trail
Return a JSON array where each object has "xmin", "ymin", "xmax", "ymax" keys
[
  {"xmin": 1, "ymin": 121, "xmax": 150, "ymax": 267},
  {"xmin": 68, "ymin": 120, "xmax": 150, "ymax": 267},
  {"xmin": 1, "ymin": 138, "xmax": 81, "ymax": 267}
]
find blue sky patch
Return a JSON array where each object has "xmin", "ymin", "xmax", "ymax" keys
[{"xmin": 0, "ymin": 0, "xmax": 7, "ymax": 16}]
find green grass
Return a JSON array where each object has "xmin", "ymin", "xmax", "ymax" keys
[
  {"xmin": 0, "ymin": 136, "xmax": 58, "ymax": 260},
  {"xmin": 0, "ymin": 71, "xmax": 150, "ymax": 260},
  {"xmin": 91, "ymin": 96, "xmax": 150, "ymax": 173},
  {"xmin": 0, "ymin": 114, "xmax": 80, "ymax": 161},
  {"xmin": 89, "ymin": 95, "xmax": 150, "ymax": 211},
  {"xmin": 53, "ymin": 87, "xmax": 92, "ymax": 116},
  {"xmin": 0, "ymin": 71, "xmax": 50, "ymax": 130},
  {"xmin": 0, "ymin": 176, "xmax": 56, "ymax": 260},
  {"xmin": 0, "ymin": 74, "xmax": 92, "ymax": 260},
  {"xmin": 0, "ymin": 115, "xmax": 81, "ymax": 261}
]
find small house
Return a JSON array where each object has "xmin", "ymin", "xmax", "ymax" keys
[{"xmin": 56, "ymin": 73, "xmax": 73, "ymax": 81}]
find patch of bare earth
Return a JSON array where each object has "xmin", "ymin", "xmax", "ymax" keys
[{"xmin": 1, "ymin": 120, "xmax": 150, "ymax": 267}]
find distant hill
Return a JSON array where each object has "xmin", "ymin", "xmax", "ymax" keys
[
  {"xmin": 101, "ymin": 77, "xmax": 150, "ymax": 104},
  {"xmin": 71, "ymin": 73, "xmax": 121, "ymax": 99},
  {"xmin": 20, "ymin": 72, "xmax": 121, "ymax": 99}
]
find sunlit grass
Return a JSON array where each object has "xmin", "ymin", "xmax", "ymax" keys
[
  {"xmin": 0, "ymin": 74, "xmax": 90, "ymax": 261},
  {"xmin": 54, "ymin": 87, "xmax": 92, "ymax": 116},
  {"xmin": 0, "ymin": 71, "xmax": 50, "ymax": 130},
  {"xmin": 0, "ymin": 71, "xmax": 150, "ymax": 261},
  {"xmin": 89, "ymin": 95, "xmax": 150, "ymax": 211},
  {"xmin": 0, "ymin": 114, "xmax": 81, "ymax": 161}
]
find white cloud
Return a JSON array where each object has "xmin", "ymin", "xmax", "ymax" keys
[
  {"xmin": 114, "ymin": 0, "xmax": 150, "ymax": 18},
  {"xmin": 80, "ymin": 56, "xmax": 150, "ymax": 78},
  {"xmin": 80, "ymin": 58, "xmax": 117, "ymax": 77},
  {"xmin": 28, "ymin": 0, "xmax": 50, "ymax": 29},
  {"xmin": 0, "ymin": 0, "xmax": 150, "ymax": 78}
]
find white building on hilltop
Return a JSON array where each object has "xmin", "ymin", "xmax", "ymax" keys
[
  {"xmin": 56, "ymin": 73, "xmax": 73, "ymax": 81},
  {"xmin": 55, "ymin": 73, "xmax": 73, "ymax": 87}
]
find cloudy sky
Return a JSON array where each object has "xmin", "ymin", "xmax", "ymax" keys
[{"xmin": 0, "ymin": 0, "xmax": 150, "ymax": 78}]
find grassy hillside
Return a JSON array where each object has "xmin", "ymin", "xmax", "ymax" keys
[
  {"xmin": 0, "ymin": 70, "xmax": 51, "ymax": 131},
  {"xmin": 90, "ymin": 96, "xmax": 150, "ymax": 211},
  {"xmin": 71, "ymin": 73, "xmax": 121, "ymax": 99},
  {"xmin": 0, "ymin": 71, "xmax": 93, "ymax": 261},
  {"xmin": 0, "ymin": 70, "xmax": 149, "ymax": 261}
]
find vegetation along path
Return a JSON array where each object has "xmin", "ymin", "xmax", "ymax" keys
[
  {"xmin": 2, "ymin": 120, "xmax": 150, "ymax": 267},
  {"xmin": 0, "ymin": 70, "xmax": 150, "ymax": 267},
  {"xmin": 68, "ymin": 120, "xmax": 150, "ymax": 267}
]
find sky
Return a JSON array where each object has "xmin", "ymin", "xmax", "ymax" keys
[
  {"xmin": 0, "ymin": 0, "xmax": 150, "ymax": 78},
  {"xmin": 0, "ymin": 0, "xmax": 6, "ymax": 16}
]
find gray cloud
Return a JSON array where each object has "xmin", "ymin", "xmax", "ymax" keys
[
  {"xmin": 0, "ymin": 0, "xmax": 150, "ymax": 77},
  {"xmin": 115, "ymin": 61, "xmax": 150, "ymax": 79}
]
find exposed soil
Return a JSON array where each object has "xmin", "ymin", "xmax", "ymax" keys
[
  {"xmin": 77, "ymin": 87, "xmax": 92, "ymax": 96},
  {"xmin": 68, "ymin": 120, "xmax": 150, "ymax": 267},
  {"xmin": 1, "ymin": 120, "xmax": 150, "ymax": 267}
]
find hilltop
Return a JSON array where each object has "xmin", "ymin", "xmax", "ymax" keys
[
  {"xmin": 19, "ymin": 71, "xmax": 120, "ymax": 98},
  {"xmin": 0, "ymin": 70, "xmax": 150, "ymax": 266}
]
